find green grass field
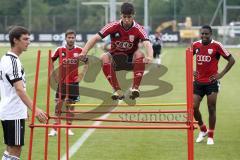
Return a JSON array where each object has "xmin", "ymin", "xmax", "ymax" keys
[{"xmin": 0, "ymin": 46, "xmax": 239, "ymax": 160}]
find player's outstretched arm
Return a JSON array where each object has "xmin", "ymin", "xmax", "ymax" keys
[
  {"xmin": 14, "ymin": 81, "xmax": 48, "ymax": 123},
  {"xmin": 81, "ymin": 34, "xmax": 102, "ymax": 56},
  {"xmin": 142, "ymin": 40, "xmax": 153, "ymax": 64},
  {"xmin": 78, "ymin": 63, "xmax": 89, "ymax": 82}
]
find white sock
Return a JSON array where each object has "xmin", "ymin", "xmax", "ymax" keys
[
  {"xmin": 2, "ymin": 155, "xmax": 6, "ymax": 160},
  {"xmin": 2, "ymin": 151, "xmax": 9, "ymax": 160},
  {"xmin": 3, "ymin": 151, "xmax": 9, "ymax": 155},
  {"xmin": 157, "ymin": 58, "xmax": 161, "ymax": 64},
  {"xmin": 7, "ymin": 155, "xmax": 20, "ymax": 160}
]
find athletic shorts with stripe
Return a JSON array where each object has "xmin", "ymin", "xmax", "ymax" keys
[{"xmin": 1, "ymin": 119, "xmax": 25, "ymax": 146}]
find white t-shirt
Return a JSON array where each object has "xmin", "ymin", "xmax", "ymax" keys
[
  {"xmin": 0, "ymin": 51, "xmax": 27, "ymax": 120},
  {"xmin": 149, "ymin": 34, "xmax": 163, "ymax": 46}
]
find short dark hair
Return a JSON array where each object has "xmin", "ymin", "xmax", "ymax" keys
[
  {"xmin": 65, "ymin": 29, "xmax": 76, "ymax": 37},
  {"xmin": 121, "ymin": 2, "xmax": 135, "ymax": 15},
  {"xmin": 201, "ymin": 25, "xmax": 212, "ymax": 33},
  {"xmin": 8, "ymin": 26, "xmax": 30, "ymax": 47}
]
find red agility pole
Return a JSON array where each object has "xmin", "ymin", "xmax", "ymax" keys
[
  {"xmin": 65, "ymin": 49, "xmax": 70, "ymax": 160},
  {"xmin": 186, "ymin": 48, "xmax": 194, "ymax": 160},
  {"xmin": 43, "ymin": 50, "xmax": 52, "ymax": 160},
  {"xmin": 28, "ymin": 50, "xmax": 41, "ymax": 160},
  {"xmin": 57, "ymin": 48, "xmax": 63, "ymax": 160}
]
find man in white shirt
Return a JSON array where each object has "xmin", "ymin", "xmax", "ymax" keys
[
  {"xmin": 149, "ymin": 31, "xmax": 163, "ymax": 65},
  {"xmin": 0, "ymin": 26, "xmax": 47, "ymax": 160}
]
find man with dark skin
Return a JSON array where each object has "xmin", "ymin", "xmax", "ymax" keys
[{"xmin": 192, "ymin": 25, "xmax": 235, "ymax": 145}]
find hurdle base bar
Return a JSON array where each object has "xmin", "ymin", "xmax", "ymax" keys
[
  {"xmin": 49, "ymin": 116, "xmax": 198, "ymax": 124},
  {"xmin": 60, "ymin": 109, "xmax": 188, "ymax": 114},
  {"xmin": 29, "ymin": 124, "xmax": 197, "ymax": 129},
  {"xmin": 67, "ymin": 103, "xmax": 187, "ymax": 107}
]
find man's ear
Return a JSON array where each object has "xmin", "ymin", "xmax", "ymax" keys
[{"xmin": 13, "ymin": 37, "xmax": 18, "ymax": 45}]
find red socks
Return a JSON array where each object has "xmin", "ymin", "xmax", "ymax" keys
[
  {"xmin": 102, "ymin": 63, "xmax": 120, "ymax": 91},
  {"xmin": 208, "ymin": 129, "xmax": 214, "ymax": 138},
  {"xmin": 53, "ymin": 122, "xmax": 60, "ymax": 131},
  {"xmin": 133, "ymin": 57, "xmax": 145, "ymax": 89},
  {"xmin": 200, "ymin": 124, "xmax": 207, "ymax": 132},
  {"xmin": 200, "ymin": 124, "xmax": 214, "ymax": 138},
  {"xmin": 102, "ymin": 57, "xmax": 145, "ymax": 91}
]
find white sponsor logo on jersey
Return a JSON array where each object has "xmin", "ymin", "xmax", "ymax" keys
[
  {"xmin": 63, "ymin": 58, "xmax": 78, "ymax": 64},
  {"xmin": 115, "ymin": 41, "xmax": 133, "ymax": 50},
  {"xmin": 196, "ymin": 55, "xmax": 211, "ymax": 65}
]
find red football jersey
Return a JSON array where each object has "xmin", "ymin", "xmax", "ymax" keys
[
  {"xmin": 192, "ymin": 40, "xmax": 230, "ymax": 83},
  {"xmin": 98, "ymin": 20, "xmax": 149, "ymax": 55},
  {"xmin": 52, "ymin": 45, "xmax": 82, "ymax": 83}
]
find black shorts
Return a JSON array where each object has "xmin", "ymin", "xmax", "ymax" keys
[
  {"xmin": 153, "ymin": 45, "xmax": 161, "ymax": 58},
  {"xmin": 193, "ymin": 81, "xmax": 220, "ymax": 97},
  {"xmin": 111, "ymin": 53, "xmax": 134, "ymax": 71},
  {"xmin": 1, "ymin": 119, "xmax": 25, "ymax": 146},
  {"xmin": 55, "ymin": 82, "xmax": 80, "ymax": 102}
]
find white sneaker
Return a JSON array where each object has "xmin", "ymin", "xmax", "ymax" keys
[
  {"xmin": 129, "ymin": 88, "xmax": 140, "ymax": 99},
  {"xmin": 196, "ymin": 131, "xmax": 208, "ymax": 143},
  {"xmin": 67, "ymin": 129, "xmax": 74, "ymax": 136},
  {"xmin": 207, "ymin": 138, "xmax": 214, "ymax": 145},
  {"xmin": 111, "ymin": 89, "xmax": 124, "ymax": 100},
  {"xmin": 48, "ymin": 129, "xmax": 57, "ymax": 136}
]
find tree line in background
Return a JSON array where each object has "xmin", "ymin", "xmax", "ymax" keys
[{"xmin": 0, "ymin": 0, "xmax": 240, "ymax": 33}]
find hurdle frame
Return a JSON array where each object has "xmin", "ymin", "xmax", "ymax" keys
[{"xmin": 28, "ymin": 48, "xmax": 195, "ymax": 160}]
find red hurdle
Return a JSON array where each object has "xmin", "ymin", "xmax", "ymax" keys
[{"xmin": 28, "ymin": 48, "xmax": 195, "ymax": 160}]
